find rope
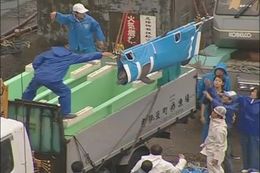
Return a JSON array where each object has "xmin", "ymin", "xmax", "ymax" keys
[
  {"xmin": 113, "ymin": 13, "xmax": 128, "ymax": 54},
  {"xmin": 72, "ymin": 136, "xmax": 97, "ymax": 171},
  {"xmin": 65, "ymin": 105, "xmax": 156, "ymax": 172},
  {"xmin": 95, "ymin": 88, "xmax": 161, "ymax": 172},
  {"xmin": 228, "ymin": 64, "xmax": 260, "ymax": 75},
  {"xmin": 16, "ymin": 0, "xmax": 21, "ymax": 26},
  {"xmin": 118, "ymin": 13, "xmax": 129, "ymax": 44},
  {"xmin": 115, "ymin": 12, "xmax": 128, "ymax": 45},
  {"xmin": 201, "ymin": 0, "xmax": 209, "ymax": 16},
  {"xmin": 189, "ymin": 54, "xmax": 260, "ymax": 76},
  {"xmin": 192, "ymin": 0, "xmax": 210, "ymax": 21},
  {"xmin": 0, "ymin": 39, "xmax": 31, "ymax": 55},
  {"xmin": 126, "ymin": 87, "xmax": 161, "ymax": 172},
  {"xmin": 192, "ymin": 0, "xmax": 201, "ymax": 20}
]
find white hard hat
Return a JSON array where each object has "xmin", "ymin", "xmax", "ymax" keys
[
  {"xmin": 214, "ymin": 106, "xmax": 226, "ymax": 118},
  {"xmin": 223, "ymin": 91, "xmax": 237, "ymax": 98},
  {"xmin": 73, "ymin": 3, "xmax": 89, "ymax": 13}
]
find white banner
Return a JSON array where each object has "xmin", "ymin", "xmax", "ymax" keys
[{"xmin": 140, "ymin": 15, "xmax": 156, "ymax": 43}]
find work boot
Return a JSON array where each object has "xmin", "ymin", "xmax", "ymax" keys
[{"xmin": 63, "ymin": 113, "xmax": 77, "ymax": 119}]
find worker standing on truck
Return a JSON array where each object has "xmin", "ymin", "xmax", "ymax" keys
[
  {"xmin": 22, "ymin": 42, "xmax": 113, "ymax": 119},
  {"xmin": 50, "ymin": 3, "xmax": 106, "ymax": 53},
  {"xmin": 131, "ymin": 144, "xmax": 187, "ymax": 173}
]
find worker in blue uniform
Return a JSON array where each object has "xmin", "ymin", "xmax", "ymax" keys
[
  {"xmin": 50, "ymin": 3, "xmax": 106, "ymax": 53},
  {"xmin": 197, "ymin": 63, "xmax": 232, "ymax": 144},
  {"xmin": 197, "ymin": 62, "xmax": 231, "ymax": 103},
  {"xmin": 22, "ymin": 46, "xmax": 112, "ymax": 119},
  {"xmin": 235, "ymin": 86, "xmax": 260, "ymax": 172}
]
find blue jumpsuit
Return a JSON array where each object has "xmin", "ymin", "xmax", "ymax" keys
[
  {"xmin": 56, "ymin": 12, "xmax": 105, "ymax": 53},
  {"xmin": 197, "ymin": 62, "xmax": 232, "ymax": 103},
  {"xmin": 236, "ymin": 96, "xmax": 260, "ymax": 171},
  {"xmin": 22, "ymin": 47, "xmax": 102, "ymax": 116},
  {"xmin": 198, "ymin": 63, "xmax": 232, "ymax": 142}
]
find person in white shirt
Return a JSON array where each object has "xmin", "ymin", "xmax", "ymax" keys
[
  {"xmin": 200, "ymin": 106, "xmax": 228, "ymax": 173},
  {"xmin": 131, "ymin": 144, "xmax": 187, "ymax": 173}
]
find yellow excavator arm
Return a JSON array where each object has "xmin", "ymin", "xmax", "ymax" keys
[{"xmin": 0, "ymin": 78, "xmax": 8, "ymax": 118}]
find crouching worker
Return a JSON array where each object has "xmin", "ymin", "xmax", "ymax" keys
[
  {"xmin": 22, "ymin": 42, "xmax": 113, "ymax": 119},
  {"xmin": 131, "ymin": 144, "xmax": 186, "ymax": 173},
  {"xmin": 200, "ymin": 106, "xmax": 228, "ymax": 173}
]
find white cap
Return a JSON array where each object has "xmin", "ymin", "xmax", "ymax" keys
[
  {"xmin": 214, "ymin": 106, "xmax": 226, "ymax": 118},
  {"xmin": 224, "ymin": 91, "xmax": 237, "ymax": 98},
  {"xmin": 72, "ymin": 3, "xmax": 89, "ymax": 13}
]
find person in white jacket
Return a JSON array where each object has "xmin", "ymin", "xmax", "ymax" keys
[
  {"xmin": 200, "ymin": 106, "xmax": 228, "ymax": 173},
  {"xmin": 131, "ymin": 144, "xmax": 187, "ymax": 173}
]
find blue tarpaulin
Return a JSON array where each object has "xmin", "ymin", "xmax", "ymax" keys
[{"xmin": 117, "ymin": 22, "xmax": 201, "ymax": 84}]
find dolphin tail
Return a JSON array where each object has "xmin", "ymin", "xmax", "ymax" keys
[{"xmin": 139, "ymin": 63, "xmax": 154, "ymax": 84}]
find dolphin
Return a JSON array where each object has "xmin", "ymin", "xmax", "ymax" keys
[
  {"xmin": 117, "ymin": 22, "xmax": 201, "ymax": 85},
  {"xmin": 139, "ymin": 63, "xmax": 154, "ymax": 84},
  {"xmin": 117, "ymin": 62, "xmax": 154, "ymax": 85}
]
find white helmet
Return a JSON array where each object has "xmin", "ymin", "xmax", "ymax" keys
[
  {"xmin": 72, "ymin": 3, "xmax": 89, "ymax": 13},
  {"xmin": 214, "ymin": 106, "xmax": 226, "ymax": 118}
]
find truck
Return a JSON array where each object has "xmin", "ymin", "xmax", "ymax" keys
[
  {"xmin": 2, "ymin": 1, "xmax": 258, "ymax": 172},
  {"xmin": 2, "ymin": 49, "xmax": 198, "ymax": 173},
  {"xmin": 0, "ymin": 0, "xmax": 213, "ymax": 173},
  {"xmin": 1, "ymin": 117, "xmax": 34, "ymax": 173},
  {"xmin": 1, "ymin": 6, "xmax": 213, "ymax": 170}
]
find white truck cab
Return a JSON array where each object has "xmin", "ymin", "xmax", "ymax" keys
[{"xmin": 1, "ymin": 117, "xmax": 34, "ymax": 173}]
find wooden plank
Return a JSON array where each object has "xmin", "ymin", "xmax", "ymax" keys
[
  {"xmin": 70, "ymin": 63, "xmax": 101, "ymax": 79},
  {"xmin": 87, "ymin": 65, "xmax": 114, "ymax": 81},
  {"xmin": 63, "ymin": 106, "xmax": 93, "ymax": 128},
  {"xmin": 25, "ymin": 63, "xmax": 34, "ymax": 72}
]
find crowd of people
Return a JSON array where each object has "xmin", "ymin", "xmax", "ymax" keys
[
  {"xmin": 130, "ymin": 64, "xmax": 259, "ymax": 173},
  {"xmin": 22, "ymin": 3, "xmax": 112, "ymax": 119},
  {"xmin": 131, "ymin": 144, "xmax": 187, "ymax": 173},
  {"xmin": 196, "ymin": 63, "xmax": 259, "ymax": 173},
  {"xmin": 20, "ymin": 2, "xmax": 259, "ymax": 173}
]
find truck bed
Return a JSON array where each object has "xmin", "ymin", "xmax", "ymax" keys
[{"xmin": 5, "ymin": 63, "xmax": 197, "ymax": 172}]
